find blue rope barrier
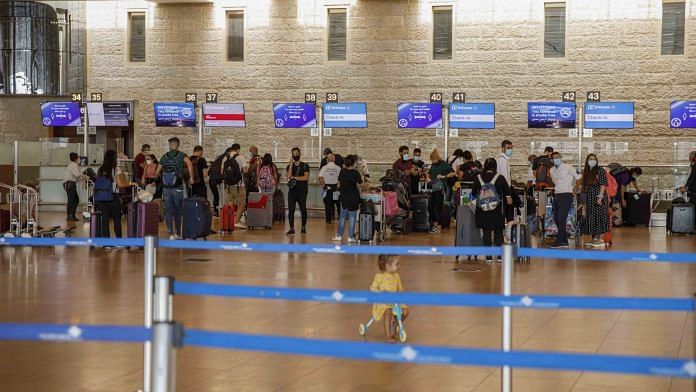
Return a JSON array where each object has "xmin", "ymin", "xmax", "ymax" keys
[
  {"xmin": 158, "ymin": 239, "xmax": 499, "ymax": 256},
  {"xmin": 173, "ymin": 281, "xmax": 695, "ymax": 312},
  {"xmin": 518, "ymin": 247, "xmax": 696, "ymax": 264},
  {"xmin": 184, "ymin": 329, "xmax": 696, "ymax": 378},
  {"xmin": 0, "ymin": 323, "xmax": 151, "ymax": 343},
  {"xmin": 0, "ymin": 237, "xmax": 144, "ymax": 248}
]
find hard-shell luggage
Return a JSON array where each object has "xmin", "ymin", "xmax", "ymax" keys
[
  {"xmin": 90, "ymin": 211, "xmax": 103, "ymax": 238},
  {"xmin": 246, "ymin": 192, "xmax": 273, "ymax": 229},
  {"xmin": 390, "ymin": 210, "xmax": 412, "ymax": 234},
  {"xmin": 127, "ymin": 202, "xmax": 159, "ymax": 238},
  {"xmin": 440, "ymin": 202, "xmax": 452, "ymax": 228},
  {"xmin": 411, "ymin": 195, "xmax": 430, "ymax": 232},
  {"xmin": 220, "ymin": 204, "xmax": 235, "ymax": 233},
  {"xmin": 0, "ymin": 209, "xmax": 9, "ymax": 233},
  {"xmin": 506, "ymin": 221, "xmax": 531, "ymax": 263},
  {"xmin": 454, "ymin": 204, "xmax": 483, "ymax": 262},
  {"xmin": 273, "ymin": 189, "xmax": 285, "ymax": 223},
  {"xmin": 182, "ymin": 197, "xmax": 212, "ymax": 240},
  {"xmin": 624, "ymin": 192, "xmax": 651, "ymax": 226},
  {"xmin": 359, "ymin": 213, "xmax": 375, "ymax": 242},
  {"xmin": 667, "ymin": 203, "xmax": 695, "ymax": 234}
]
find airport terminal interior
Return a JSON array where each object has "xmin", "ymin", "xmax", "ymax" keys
[{"xmin": 1, "ymin": 0, "xmax": 696, "ymax": 391}]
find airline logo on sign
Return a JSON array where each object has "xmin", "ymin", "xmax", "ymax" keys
[
  {"xmin": 203, "ymin": 103, "xmax": 246, "ymax": 128},
  {"xmin": 584, "ymin": 102, "xmax": 634, "ymax": 129}
]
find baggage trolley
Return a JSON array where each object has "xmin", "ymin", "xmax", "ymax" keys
[
  {"xmin": 15, "ymin": 184, "xmax": 38, "ymax": 237},
  {"xmin": 0, "ymin": 183, "xmax": 22, "ymax": 237},
  {"xmin": 82, "ymin": 179, "xmax": 95, "ymax": 220},
  {"xmin": 359, "ymin": 188, "xmax": 386, "ymax": 243}
]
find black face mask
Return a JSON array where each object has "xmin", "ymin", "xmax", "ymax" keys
[{"xmin": 293, "ymin": 156, "xmax": 301, "ymax": 162}]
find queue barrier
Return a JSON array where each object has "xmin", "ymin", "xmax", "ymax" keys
[{"xmin": 0, "ymin": 236, "xmax": 695, "ymax": 392}]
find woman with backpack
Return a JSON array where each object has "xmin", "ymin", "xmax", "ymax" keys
[
  {"xmin": 472, "ymin": 158, "xmax": 512, "ymax": 262},
  {"xmin": 93, "ymin": 149, "xmax": 137, "ymax": 242},
  {"xmin": 579, "ymin": 154, "xmax": 610, "ymax": 248},
  {"xmin": 257, "ymin": 153, "xmax": 279, "ymax": 193}
]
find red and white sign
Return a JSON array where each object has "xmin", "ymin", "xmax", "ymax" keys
[{"xmin": 203, "ymin": 103, "xmax": 246, "ymax": 127}]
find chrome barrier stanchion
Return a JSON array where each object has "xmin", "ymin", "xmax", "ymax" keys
[
  {"xmin": 501, "ymin": 244, "xmax": 515, "ymax": 392},
  {"xmin": 152, "ymin": 276, "xmax": 177, "ymax": 392},
  {"xmin": 142, "ymin": 236, "xmax": 157, "ymax": 392}
]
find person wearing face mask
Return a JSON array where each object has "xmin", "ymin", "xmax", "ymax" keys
[
  {"xmin": 411, "ymin": 148, "xmax": 425, "ymax": 194},
  {"xmin": 392, "ymin": 146, "xmax": 419, "ymax": 195},
  {"xmin": 320, "ymin": 148, "xmax": 344, "ymax": 169},
  {"xmin": 679, "ymin": 151, "xmax": 696, "ymax": 211},
  {"xmin": 495, "ymin": 140, "xmax": 513, "ymax": 187},
  {"xmin": 580, "ymin": 154, "xmax": 610, "ymax": 248},
  {"xmin": 286, "ymin": 147, "xmax": 310, "ymax": 235},
  {"xmin": 549, "ymin": 152, "xmax": 581, "ymax": 248}
]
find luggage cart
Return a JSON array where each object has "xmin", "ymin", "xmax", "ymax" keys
[
  {"xmin": 15, "ymin": 184, "xmax": 39, "ymax": 237},
  {"xmin": 0, "ymin": 183, "xmax": 22, "ymax": 237},
  {"xmin": 360, "ymin": 188, "xmax": 387, "ymax": 242},
  {"xmin": 82, "ymin": 179, "xmax": 95, "ymax": 220}
]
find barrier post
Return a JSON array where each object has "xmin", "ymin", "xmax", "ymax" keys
[
  {"xmin": 151, "ymin": 276, "xmax": 176, "ymax": 392},
  {"xmin": 142, "ymin": 236, "xmax": 157, "ymax": 392},
  {"xmin": 501, "ymin": 244, "xmax": 515, "ymax": 392}
]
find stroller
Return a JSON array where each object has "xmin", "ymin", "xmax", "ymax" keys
[
  {"xmin": 358, "ymin": 303, "xmax": 407, "ymax": 342},
  {"xmin": 381, "ymin": 170, "xmax": 412, "ymax": 233}
]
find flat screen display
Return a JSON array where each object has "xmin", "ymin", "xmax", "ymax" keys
[
  {"xmin": 527, "ymin": 102, "xmax": 576, "ymax": 129},
  {"xmin": 449, "ymin": 103, "xmax": 495, "ymax": 129},
  {"xmin": 87, "ymin": 102, "xmax": 131, "ymax": 127},
  {"xmin": 40, "ymin": 102, "xmax": 82, "ymax": 127},
  {"xmin": 584, "ymin": 102, "xmax": 634, "ymax": 129},
  {"xmin": 322, "ymin": 102, "xmax": 368, "ymax": 128},
  {"xmin": 154, "ymin": 102, "xmax": 196, "ymax": 127},
  {"xmin": 273, "ymin": 103, "xmax": 317, "ymax": 128},
  {"xmin": 670, "ymin": 101, "xmax": 696, "ymax": 128},
  {"xmin": 203, "ymin": 103, "xmax": 246, "ymax": 127},
  {"xmin": 397, "ymin": 103, "xmax": 443, "ymax": 129}
]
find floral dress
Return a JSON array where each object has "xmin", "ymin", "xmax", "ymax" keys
[
  {"xmin": 370, "ymin": 272, "xmax": 407, "ymax": 321},
  {"xmin": 581, "ymin": 168, "xmax": 610, "ymax": 235}
]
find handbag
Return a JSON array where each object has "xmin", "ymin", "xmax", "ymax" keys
[{"xmin": 287, "ymin": 178, "xmax": 297, "ymax": 190}]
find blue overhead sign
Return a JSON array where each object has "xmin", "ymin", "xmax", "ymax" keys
[
  {"xmin": 527, "ymin": 102, "xmax": 576, "ymax": 129},
  {"xmin": 322, "ymin": 102, "xmax": 368, "ymax": 128},
  {"xmin": 670, "ymin": 101, "xmax": 696, "ymax": 129},
  {"xmin": 448, "ymin": 103, "xmax": 495, "ymax": 129},
  {"xmin": 584, "ymin": 102, "xmax": 634, "ymax": 129}
]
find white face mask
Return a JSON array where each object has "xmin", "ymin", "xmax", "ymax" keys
[
  {"xmin": 146, "ymin": 160, "xmax": 153, "ymax": 165},
  {"xmin": 588, "ymin": 160, "xmax": 597, "ymax": 168}
]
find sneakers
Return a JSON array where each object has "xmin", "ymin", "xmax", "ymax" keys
[
  {"xmin": 429, "ymin": 226, "xmax": 440, "ymax": 234},
  {"xmin": 332, "ymin": 236, "xmax": 342, "ymax": 242},
  {"xmin": 301, "ymin": 226, "xmax": 307, "ymax": 234},
  {"xmin": 168, "ymin": 234, "xmax": 176, "ymax": 240},
  {"xmin": 588, "ymin": 240, "xmax": 605, "ymax": 248},
  {"xmin": 286, "ymin": 228, "xmax": 296, "ymax": 235},
  {"xmin": 347, "ymin": 237, "xmax": 357, "ymax": 243},
  {"xmin": 235, "ymin": 223, "xmax": 247, "ymax": 229}
]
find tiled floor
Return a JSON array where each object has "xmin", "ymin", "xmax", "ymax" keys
[{"xmin": 0, "ymin": 212, "xmax": 694, "ymax": 391}]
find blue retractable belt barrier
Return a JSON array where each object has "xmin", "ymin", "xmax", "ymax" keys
[
  {"xmin": 518, "ymin": 247, "xmax": 696, "ymax": 264},
  {"xmin": 0, "ymin": 237, "xmax": 144, "ymax": 248},
  {"xmin": 184, "ymin": 329, "xmax": 696, "ymax": 378},
  {"xmin": 173, "ymin": 281, "xmax": 695, "ymax": 312},
  {"xmin": 0, "ymin": 323, "xmax": 151, "ymax": 343}
]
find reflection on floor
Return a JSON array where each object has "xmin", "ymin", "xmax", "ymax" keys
[{"xmin": 0, "ymin": 212, "xmax": 694, "ymax": 391}]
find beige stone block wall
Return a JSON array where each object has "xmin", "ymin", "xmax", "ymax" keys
[{"xmin": 80, "ymin": 0, "xmax": 695, "ymax": 179}]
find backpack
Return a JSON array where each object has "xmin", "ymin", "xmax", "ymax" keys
[
  {"xmin": 94, "ymin": 175, "xmax": 114, "ymax": 202},
  {"xmin": 477, "ymin": 174, "xmax": 501, "ymax": 212},
  {"xmin": 223, "ymin": 154, "xmax": 243, "ymax": 186},
  {"xmin": 608, "ymin": 163, "xmax": 627, "ymax": 178},
  {"xmin": 188, "ymin": 156, "xmax": 202, "ymax": 184},
  {"xmin": 536, "ymin": 157, "xmax": 554, "ymax": 188},
  {"xmin": 605, "ymin": 169, "xmax": 618, "ymax": 198},
  {"xmin": 160, "ymin": 151, "xmax": 184, "ymax": 189},
  {"xmin": 258, "ymin": 165, "xmax": 277, "ymax": 190},
  {"xmin": 208, "ymin": 153, "xmax": 225, "ymax": 181}
]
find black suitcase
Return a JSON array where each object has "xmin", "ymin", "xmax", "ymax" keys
[
  {"xmin": 624, "ymin": 192, "xmax": 651, "ymax": 226},
  {"xmin": 182, "ymin": 197, "xmax": 212, "ymax": 240},
  {"xmin": 411, "ymin": 195, "xmax": 430, "ymax": 232},
  {"xmin": 439, "ymin": 202, "xmax": 452, "ymax": 229},
  {"xmin": 358, "ymin": 213, "xmax": 375, "ymax": 242},
  {"xmin": 507, "ymin": 221, "xmax": 531, "ymax": 263},
  {"xmin": 390, "ymin": 211, "xmax": 413, "ymax": 234},
  {"xmin": 667, "ymin": 203, "xmax": 695, "ymax": 234}
]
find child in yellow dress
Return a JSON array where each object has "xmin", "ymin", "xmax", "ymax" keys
[{"xmin": 370, "ymin": 254, "xmax": 410, "ymax": 342}]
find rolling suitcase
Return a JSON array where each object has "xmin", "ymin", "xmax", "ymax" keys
[
  {"xmin": 273, "ymin": 189, "xmax": 285, "ymax": 223},
  {"xmin": 624, "ymin": 192, "xmax": 651, "ymax": 226},
  {"xmin": 455, "ymin": 204, "xmax": 483, "ymax": 261},
  {"xmin": 359, "ymin": 213, "xmax": 375, "ymax": 242},
  {"xmin": 127, "ymin": 201, "xmax": 159, "ymax": 238},
  {"xmin": 0, "ymin": 209, "xmax": 9, "ymax": 233},
  {"xmin": 507, "ymin": 221, "xmax": 531, "ymax": 263},
  {"xmin": 439, "ymin": 202, "xmax": 452, "ymax": 229},
  {"xmin": 90, "ymin": 210, "xmax": 103, "ymax": 238},
  {"xmin": 411, "ymin": 195, "xmax": 430, "ymax": 232},
  {"xmin": 246, "ymin": 192, "xmax": 273, "ymax": 229},
  {"xmin": 667, "ymin": 203, "xmax": 695, "ymax": 234},
  {"xmin": 182, "ymin": 197, "xmax": 212, "ymax": 240},
  {"xmin": 220, "ymin": 204, "xmax": 235, "ymax": 233}
]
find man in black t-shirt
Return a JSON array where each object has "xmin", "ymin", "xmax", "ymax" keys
[
  {"xmin": 286, "ymin": 147, "xmax": 311, "ymax": 235},
  {"xmin": 190, "ymin": 145, "xmax": 209, "ymax": 198}
]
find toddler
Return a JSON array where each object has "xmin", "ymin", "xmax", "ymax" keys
[{"xmin": 370, "ymin": 254, "xmax": 409, "ymax": 342}]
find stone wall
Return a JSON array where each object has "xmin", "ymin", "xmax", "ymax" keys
[{"xmin": 84, "ymin": 0, "xmax": 696, "ymax": 174}]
